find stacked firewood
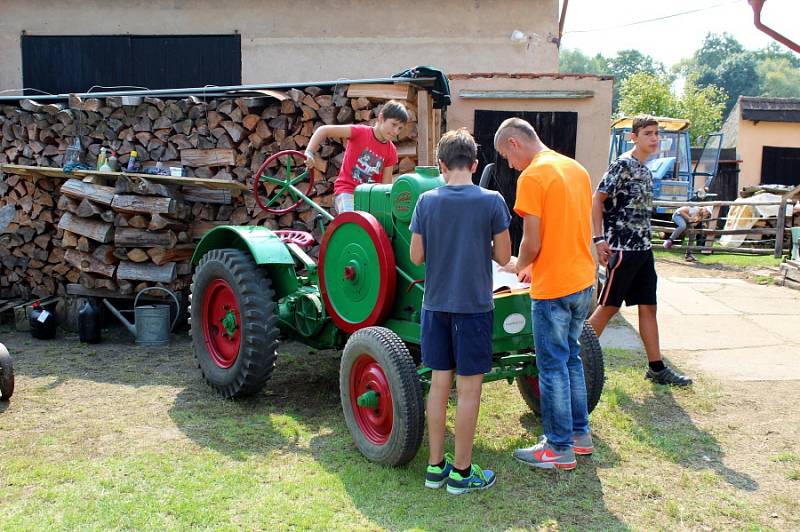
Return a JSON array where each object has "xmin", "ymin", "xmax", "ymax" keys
[
  {"xmin": 0, "ymin": 83, "xmax": 423, "ymax": 299},
  {"xmin": 0, "ymin": 174, "xmax": 63, "ymax": 299}
]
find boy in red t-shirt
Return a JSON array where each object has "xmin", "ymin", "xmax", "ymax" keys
[{"xmin": 304, "ymin": 100, "xmax": 408, "ymax": 214}]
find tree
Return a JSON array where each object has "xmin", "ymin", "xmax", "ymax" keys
[
  {"xmin": 606, "ymin": 50, "xmax": 668, "ymax": 113},
  {"xmin": 758, "ymin": 57, "xmax": 800, "ymax": 98},
  {"xmin": 559, "ymin": 48, "xmax": 608, "ymax": 75},
  {"xmin": 618, "ymin": 73, "xmax": 726, "ymax": 145}
]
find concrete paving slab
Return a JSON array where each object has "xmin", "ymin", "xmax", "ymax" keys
[
  {"xmin": 619, "ymin": 311, "xmax": 780, "ymax": 351},
  {"xmin": 710, "ymin": 297, "xmax": 800, "ymax": 316},
  {"xmin": 656, "ymin": 277, "xmax": 741, "ymax": 316},
  {"xmin": 598, "ymin": 323, "xmax": 643, "ymax": 351},
  {"xmin": 747, "ymin": 315, "xmax": 800, "ymax": 344},
  {"xmin": 687, "ymin": 346, "xmax": 800, "ymax": 381}
]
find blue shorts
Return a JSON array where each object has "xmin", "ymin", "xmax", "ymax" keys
[{"xmin": 420, "ymin": 309, "xmax": 493, "ymax": 376}]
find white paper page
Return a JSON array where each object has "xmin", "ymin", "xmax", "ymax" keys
[{"xmin": 492, "ymin": 261, "xmax": 530, "ymax": 293}]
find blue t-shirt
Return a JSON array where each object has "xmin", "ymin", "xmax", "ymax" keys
[{"xmin": 410, "ymin": 184, "xmax": 511, "ymax": 313}]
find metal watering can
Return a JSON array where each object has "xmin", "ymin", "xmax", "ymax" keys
[{"xmin": 103, "ymin": 287, "xmax": 180, "ymax": 346}]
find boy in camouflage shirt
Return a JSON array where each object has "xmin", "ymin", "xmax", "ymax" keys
[{"xmin": 588, "ymin": 115, "xmax": 692, "ymax": 386}]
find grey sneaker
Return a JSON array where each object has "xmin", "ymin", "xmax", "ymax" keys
[
  {"xmin": 573, "ymin": 432, "xmax": 593, "ymax": 455},
  {"xmin": 514, "ymin": 437, "xmax": 576, "ymax": 470},
  {"xmin": 646, "ymin": 366, "xmax": 693, "ymax": 386}
]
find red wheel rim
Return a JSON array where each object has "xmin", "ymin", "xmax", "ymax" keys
[
  {"xmin": 524, "ymin": 375, "xmax": 541, "ymax": 400},
  {"xmin": 202, "ymin": 279, "xmax": 241, "ymax": 368},
  {"xmin": 349, "ymin": 353, "xmax": 394, "ymax": 445},
  {"xmin": 318, "ymin": 211, "xmax": 396, "ymax": 333},
  {"xmin": 253, "ymin": 149, "xmax": 315, "ymax": 215}
]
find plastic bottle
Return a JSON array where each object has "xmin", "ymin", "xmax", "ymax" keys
[
  {"xmin": 127, "ymin": 150, "xmax": 139, "ymax": 173},
  {"xmin": 63, "ymin": 138, "xmax": 82, "ymax": 169},
  {"xmin": 96, "ymin": 147, "xmax": 107, "ymax": 171},
  {"xmin": 29, "ymin": 300, "xmax": 57, "ymax": 340},
  {"xmin": 78, "ymin": 299, "xmax": 102, "ymax": 344},
  {"xmin": 108, "ymin": 151, "xmax": 119, "ymax": 172}
]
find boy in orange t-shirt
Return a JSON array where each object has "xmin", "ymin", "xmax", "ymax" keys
[{"xmin": 495, "ymin": 117, "xmax": 596, "ymax": 471}]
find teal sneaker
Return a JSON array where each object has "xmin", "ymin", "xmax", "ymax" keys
[
  {"xmin": 425, "ymin": 453, "xmax": 454, "ymax": 489},
  {"xmin": 446, "ymin": 463, "xmax": 496, "ymax": 495}
]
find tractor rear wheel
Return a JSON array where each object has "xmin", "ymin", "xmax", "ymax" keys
[
  {"xmin": 340, "ymin": 327, "xmax": 424, "ymax": 466},
  {"xmin": 0, "ymin": 343, "xmax": 14, "ymax": 400},
  {"xmin": 517, "ymin": 321, "xmax": 604, "ymax": 416},
  {"xmin": 190, "ymin": 249, "xmax": 279, "ymax": 398}
]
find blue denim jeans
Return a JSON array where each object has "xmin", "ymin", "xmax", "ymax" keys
[
  {"xmin": 531, "ymin": 285, "xmax": 593, "ymax": 450},
  {"xmin": 670, "ymin": 211, "xmax": 688, "ymax": 241}
]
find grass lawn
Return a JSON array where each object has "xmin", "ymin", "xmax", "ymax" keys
[
  {"xmin": 652, "ymin": 248, "xmax": 784, "ymax": 269},
  {"xmin": 0, "ymin": 328, "xmax": 797, "ymax": 530}
]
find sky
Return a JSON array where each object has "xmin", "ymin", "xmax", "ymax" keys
[{"xmin": 559, "ymin": 0, "xmax": 800, "ymax": 67}]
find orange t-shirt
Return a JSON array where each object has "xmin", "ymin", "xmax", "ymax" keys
[{"xmin": 513, "ymin": 150, "xmax": 596, "ymax": 300}]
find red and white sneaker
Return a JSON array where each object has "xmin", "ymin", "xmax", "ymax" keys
[
  {"xmin": 514, "ymin": 437, "xmax": 576, "ymax": 470},
  {"xmin": 573, "ymin": 432, "xmax": 594, "ymax": 455}
]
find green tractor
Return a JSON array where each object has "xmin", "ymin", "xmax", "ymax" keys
[{"xmin": 189, "ymin": 149, "xmax": 604, "ymax": 466}]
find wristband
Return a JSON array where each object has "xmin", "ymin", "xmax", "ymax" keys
[
  {"xmin": 303, "ymin": 148, "xmax": 315, "ymax": 159},
  {"xmin": 592, "ymin": 236, "xmax": 606, "ymax": 244}
]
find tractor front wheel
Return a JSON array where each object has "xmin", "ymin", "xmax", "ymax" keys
[
  {"xmin": 340, "ymin": 327, "xmax": 424, "ymax": 466},
  {"xmin": 517, "ymin": 321, "xmax": 604, "ymax": 416},
  {"xmin": 190, "ymin": 249, "xmax": 279, "ymax": 398},
  {"xmin": 0, "ymin": 343, "xmax": 14, "ymax": 400}
]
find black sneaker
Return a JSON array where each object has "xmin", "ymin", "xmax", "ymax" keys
[{"xmin": 645, "ymin": 366, "xmax": 693, "ymax": 386}]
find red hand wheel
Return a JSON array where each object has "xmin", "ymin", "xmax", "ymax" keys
[{"xmin": 253, "ymin": 149, "xmax": 315, "ymax": 215}]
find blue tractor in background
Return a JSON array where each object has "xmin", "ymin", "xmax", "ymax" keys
[{"xmin": 608, "ymin": 117, "xmax": 723, "ymax": 214}]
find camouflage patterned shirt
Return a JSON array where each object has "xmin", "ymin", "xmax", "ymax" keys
[{"xmin": 597, "ymin": 154, "xmax": 653, "ymax": 251}]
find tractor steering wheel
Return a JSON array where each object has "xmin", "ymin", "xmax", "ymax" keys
[{"xmin": 253, "ymin": 149, "xmax": 316, "ymax": 215}]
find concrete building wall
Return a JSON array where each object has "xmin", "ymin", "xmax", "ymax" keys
[
  {"xmin": 737, "ymin": 120, "xmax": 800, "ymax": 188},
  {"xmin": 0, "ymin": 0, "xmax": 559, "ymax": 91},
  {"xmin": 446, "ymin": 75, "xmax": 614, "ymax": 183}
]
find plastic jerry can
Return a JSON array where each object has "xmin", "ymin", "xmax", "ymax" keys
[
  {"xmin": 29, "ymin": 300, "xmax": 57, "ymax": 340},
  {"xmin": 78, "ymin": 299, "xmax": 102, "ymax": 344}
]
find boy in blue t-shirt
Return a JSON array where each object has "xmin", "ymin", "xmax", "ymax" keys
[{"xmin": 409, "ymin": 128, "xmax": 511, "ymax": 494}]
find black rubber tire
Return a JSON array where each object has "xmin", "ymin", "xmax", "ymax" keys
[
  {"xmin": 340, "ymin": 327, "xmax": 424, "ymax": 466},
  {"xmin": 517, "ymin": 321, "xmax": 604, "ymax": 416},
  {"xmin": 0, "ymin": 342, "xmax": 14, "ymax": 400},
  {"xmin": 190, "ymin": 249, "xmax": 279, "ymax": 398},
  {"xmin": 478, "ymin": 162, "xmax": 496, "ymax": 189}
]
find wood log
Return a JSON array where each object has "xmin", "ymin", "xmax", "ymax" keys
[
  {"xmin": 76, "ymin": 198, "xmax": 104, "ymax": 218},
  {"xmin": 126, "ymin": 248, "xmax": 150, "ymax": 263},
  {"xmin": 117, "ymin": 261, "xmax": 177, "ymax": 283},
  {"xmin": 57, "ymin": 212, "xmax": 114, "ymax": 243},
  {"xmin": 61, "ymin": 179, "xmax": 116, "ymax": 206},
  {"xmin": 181, "ymin": 186, "xmax": 232, "ymax": 204},
  {"xmin": 111, "ymin": 195, "xmax": 176, "ymax": 215},
  {"xmin": 64, "ymin": 248, "xmax": 116, "ymax": 277},
  {"xmin": 127, "ymin": 215, "xmax": 149, "ymax": 229},
  {"xmin": 114, "ymin": 227, "xmax": 177, "ymax": 248},
  {"xmin": 147, "ymin": 213, "xmax": 186, "ymax": 231},
  {"xmin": 92, "ymin": 245, "xmax": 118, "ymax": 265},
  {"xmin": 180, "ymin": 148, "xmax": 235, "ymax": 167},
  {"xmin": 147, "ymin": 244, "xmax": 195, "ymax": 266}
]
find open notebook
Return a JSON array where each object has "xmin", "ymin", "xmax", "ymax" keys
[{"xmin": 492, "ymin": 261, "xmax": 530, "ymax": 294}]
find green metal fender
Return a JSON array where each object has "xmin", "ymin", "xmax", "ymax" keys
[{"xmin": 192, "ymin": 226, "xmax": 298, "ymax": 296}]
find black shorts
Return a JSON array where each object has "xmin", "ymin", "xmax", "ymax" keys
[{"xmin": 598, "ymin": 249, "xmax": 657, "ymax": 307}]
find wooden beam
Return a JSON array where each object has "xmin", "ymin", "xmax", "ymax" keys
[
  {"xmin": 416, "ymin": 90, "xmax": 432, "ymax": 166},
  {"xmin": 111, "ymin": 195, "xmax": 177, "ymax": 215},
  {"xmin": 347, "ymin": 83, "xmax": 412, "ymax": 101},
  {"xmin": 60, "ymin": 179, "xmax": 116, "ymax": 206},
  {"xmin": 114, "ymin": 228, "xmax": 177, "ymax": 248},
  {"xmin": 117, "ymin": 261, "xmax": 177, "ymax": 283}
]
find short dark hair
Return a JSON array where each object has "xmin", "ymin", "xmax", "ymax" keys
[
  {"xmin": 632, "ymin": 114, "xmax": 659, "ymax": 135},
  {"xmin": 379, "ymin": 100, "xmax": 409, "ymax": 123},
  {"xmin": 436, "ymin": 128, "xmax": 477, "ymax": 170}
]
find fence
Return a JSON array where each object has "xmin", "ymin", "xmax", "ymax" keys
[{"xmin": 652, "ymin": 199, "xmax": 796, "ymax": 258}]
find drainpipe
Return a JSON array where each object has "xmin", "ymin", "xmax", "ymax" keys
[
  {"xmin": 557, "ymin": 0, "xmax": 570, "ymax": 48},
  {"xmin": 749, "ymin": 0, "xmax": 800, "ymax": 53}
]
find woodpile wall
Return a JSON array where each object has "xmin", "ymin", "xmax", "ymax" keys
[{"xmin": 0, "ymin": 83, "xmax": 429, "ymax": 300}]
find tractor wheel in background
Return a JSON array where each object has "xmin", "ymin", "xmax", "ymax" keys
[
  {"xmin": 340, "ymin": 327, "xmax": 424, "ymax": 466},
  {"xmin": 0, "ymin": 343, "xmax": 14, "ymax": 400},
  {"xmin": 517, "ymin": 321, "xmax": 604, "ymax": 416},
  {"xmin": 190, "ymin": 249, "xmax": 279, "ymax": 398}
]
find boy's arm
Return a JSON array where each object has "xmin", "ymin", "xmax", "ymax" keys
[
  {"xmin": 305, "ymin": 125, "xmax": 353, "ymax": 166},
  {"xmin": 410, "ymin": 233, "xmax": 424, "ymax": 265},
  {"xmin": 492, "ymin": 229, "xmax": 512, "ymax": 266},
  {"xmin": 592, "ymin": 190, "xmax": 610, "ymax": 266},
  {"xmin": 382, "ymin": 167, "xmax": 394, "ymax": 184}
]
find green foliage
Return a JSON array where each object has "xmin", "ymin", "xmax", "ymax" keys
[
  {"xmin": 559, "ymin": 48, "xmax": 608, "ymax": 74},
  {"xmin": 618, "ymin": 73, "xmax": 726, "ymax": 144},
  {"xmin": 757, "ymin": 57, "xmax": 800, "ymax": 98}
]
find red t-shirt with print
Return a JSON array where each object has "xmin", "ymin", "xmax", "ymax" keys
[{"xmin": 333, "ymin": 124, "xmax": 398, "ymax": 196}]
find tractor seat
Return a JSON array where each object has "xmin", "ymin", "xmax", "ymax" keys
[{"xmin": 274, "ymin": 229, "xmax": 315, "ymax": 250}]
